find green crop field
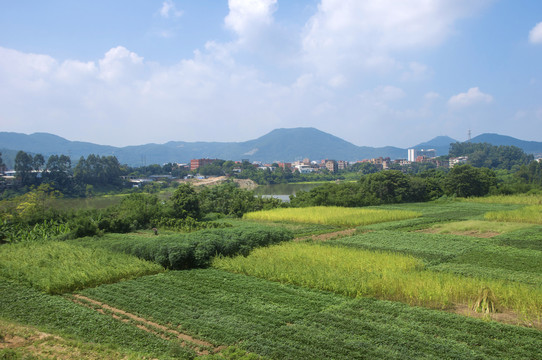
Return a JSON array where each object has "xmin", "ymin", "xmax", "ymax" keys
[
  {"xmin": 243, "ymin": 206, "xmax": 421, "ymax": 227},
  {"xmin": 77, "ymin": 270, "xmax": 542, "ymax": 360},
  {"xmin": 0, "ymin": 241, "xmax": 164, "ymax": 294}
]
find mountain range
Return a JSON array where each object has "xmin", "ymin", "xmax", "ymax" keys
[{"xmin": 1, "ymin": 128, "xmax": 541, "ymax": 167}]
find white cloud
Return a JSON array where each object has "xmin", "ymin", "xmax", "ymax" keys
[
  {"xmin": 529, "ymin": 22, "xmax": 542, "ymax": 44},
  {"xmin": 98, "ymin": 46, "xmax": 144, "ymax": 82},
  {"xmin": 301, "ymin": 0, "xmax": 490, "ymax": 74},
  {"xmin": 225, "ymin": 0, "xmax": 277, "ymax": 42},
  {"xmin": 159, "ymin": 0, "xmax": 183, "ymax": 18},
  {"xmin": 448, "ymin": 87, "xmax": 493, "ymax": 108}
]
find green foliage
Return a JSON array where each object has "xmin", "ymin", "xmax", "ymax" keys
[
  {"xmin": 199, "ymin": 182, "xmax": 283, "ymax": 217},
  {"xmin": 0, "ymin": 280, "xmax": 189, "ymax": 358},
  {"xmin": 156, "ymin": 216, "xmax": 230, "ymax": 232},
  {"xmin": 0, "ymin": 241, "xmax": 164, "ymax": 294},
  {"xmin": 290, "ymin": 170, "xmax": 440, "ymax": 207},
  {"xmin": 444, "ymin": 165, "xmax": 496, "ymax": 197},
  {"xmin": 73, "ymin": 154, "xmax": 123, "ymax": 187},
  {"xmin": 80, "ymin": 269, "xmax": 542, "ymax": 359},
  {"xmin": 76, "ymin": 224, "xmax": 293, "ymax": 270},
  {"xmin": 14, "ymin": 151, "xmax": 37, "ymax": 187},
  {"xmin": 0, "ymin": 219, "xmax": 70, "ymax": 244},
  {"xmin": 42, "ymin": 154, "xmax": 73, "ymax": 192},
  {"xmin": 171, "ymin": 183, "xmax": 201, "ymax": 220},
  {"xmin": 449, "ymin": 142, "xmax": 533, "ymax": 170}
]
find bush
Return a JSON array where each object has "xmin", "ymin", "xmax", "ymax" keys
[{"xmin": 77, "ymin": 224, "xmax": 293, "ymax": 270}]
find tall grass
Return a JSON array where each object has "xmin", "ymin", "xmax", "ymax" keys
[
  {"xmin": 465, "ymin": 194, "xmax": 542, "ymax": 205},
  {"xmin": 213, "ymin": 242, "xmax": 542, "ymax": 319},
  {"xmin": 243, "ymin": 206, "xmax": 420, "ymax": 227},
  {"xmin": 485, "ymin": 205, "xmax": 542, "ymax": 224},
  {"xmin": 0, "ymin": 241, "xmax": 164, "ymax": 294},
  {"xmin": 425, "ymin": 220, "xmax": 533, "ymax": 236}
]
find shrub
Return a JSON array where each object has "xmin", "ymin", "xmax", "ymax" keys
[{"xmin": 77, "ymin": 224, "xmax": 293, "ymax": 270}]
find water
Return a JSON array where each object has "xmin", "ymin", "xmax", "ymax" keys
[{"xmin": 254, "ymin": 183, "xmax": 323, "ymax": 202}]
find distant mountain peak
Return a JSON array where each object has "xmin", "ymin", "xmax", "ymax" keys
[{"xmin": 0, "ymin": 129, "xmax": 540, "ymax": 167}]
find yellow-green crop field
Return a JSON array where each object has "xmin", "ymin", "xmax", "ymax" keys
[
  {"xmin": 213, "ymin": 242, "xmax": 542, "ymax": 320},
  {"xmin": 465, "ymin": 193, "xmax": 542, "ymax": 205},
  {"xmin": 243, "ymin": 206, "xmax": 421, "ymax": 227},
  {"xmin": 425, "ymin": 219, "xmax": 533, "ymax": 236},
  {"xmin": 485, "ymin": 205, "xmax": 542, "ymax": 224}
]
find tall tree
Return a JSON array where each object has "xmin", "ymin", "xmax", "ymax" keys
[
  {"xmin": 444, "ymin": 164, "xmax": 496, "ymax": 197},
  {"xmin": 44, "ymin": 154, "xmax": 72, "ymax": 191},
  {"xmin": 170, "ymin": 183, "xmax": 200, "ymax": 220},
  {"xmin": 14, "ymin": 151, "xmax": 36, "ymax": 186},
  {"xmin": 0, "ymin": 152, "xmax": 5, "ymax": 174}
]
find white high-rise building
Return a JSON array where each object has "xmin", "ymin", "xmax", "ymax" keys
[{"xmin": 407, "ymin": 149, "xmax": 416, "ymax": 162}]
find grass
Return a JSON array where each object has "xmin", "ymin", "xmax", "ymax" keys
[
  {"xmin": 212, "ymin": 242, "xmax": 542, "ymax": 321},
  {"xmin": 464, "ymin": 193, "xmax": 542, "ymax": 205},
  {"xmin": 0, "ymin": 241, "xmax": 164, "ymax": 294},
  {"xmin": 423, "ymin": 220, "xmax": 533, "ymax": 237},
  {"xmin": 243, "ymin": 206, "xmax": 421, "ymax": 227},
  {"xmin": 485, "ymin": 205, "xmax": 542, "ymax": 224}
]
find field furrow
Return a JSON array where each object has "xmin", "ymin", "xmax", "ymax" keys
[{"xmin": 67, "ymin": 293, "xmax": 221, "ymax": 356}]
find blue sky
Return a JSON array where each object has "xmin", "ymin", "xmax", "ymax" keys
[{"xmin": 0, "ymin": 0, "xmax": 541, "ymax": 148}]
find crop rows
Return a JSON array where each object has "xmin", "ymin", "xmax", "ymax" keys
[
  {"xmin": 79, "ymin": 269, "xmax": 542, "ymax": 359},
  {"xmin": 0, "ymin": 279, "xmax": 192, "ymax": 359}
]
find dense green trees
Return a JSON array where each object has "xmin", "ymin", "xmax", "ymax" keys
[
  {"xmin": 73, "ymin": 155, "xmax": 123, "ymax": 187},
  {"xmin": 14, "ymin": 151, "xmax": 38, "ymax": 186},
  {"xmin": 43, "ymin": 155, "xmax": 72, "ymax": 191},
  {"xmin": 449, "ymin": 142, "xmax": 533, "ymax": 170},
  {"xmin": 444, "ymin": 165, "xmax": 496, "ymax": 197},
  {"xmin": 291, "ymin": 170, "xmax": 436, "ymax": 207},
  {"xmin": 170, "ymin": 183, "xmax": 201, "ymax": 220}
]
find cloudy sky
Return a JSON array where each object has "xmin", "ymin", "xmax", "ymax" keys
[{"xmin": 1, "ymin": 0, "xmax": 541, "ymax": 147}]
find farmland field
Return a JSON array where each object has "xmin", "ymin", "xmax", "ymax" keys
[
  {"xmin": 243, "ymin": 206, "xmax": 420, "ymax": 227},
  {"xmin": 0, "ymin": 241, "xmax": 164, "ymax": 294},
  {"xmin": 213, "ymin": 242, "xmax": 542, "ymax": 320},
  {"xmin": 1, "ymin": 197, "xmax": 542, "ymax": 359},
  {"xmin": 78, "ymin": 270, "xmax": 542, "ymax": 360}
]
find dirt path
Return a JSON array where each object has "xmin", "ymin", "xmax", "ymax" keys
[
  {"xmin": 69, "ymin": 294, "xmax": 224, "ymax": 356},
  {"xmin": 295, "ymin": 228, "xmax": 357, "ymax": 242}
]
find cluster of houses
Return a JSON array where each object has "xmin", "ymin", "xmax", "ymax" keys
[
  {"xmin": 0, "ymin": 149, "xmax": 471, "ymax": 188},
  {"xmin": 186, "ymin": 148, "xmax": 466, "ymax": 178}
]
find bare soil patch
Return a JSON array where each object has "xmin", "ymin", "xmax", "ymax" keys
[
  {"xmin": 295, "ymin": 228, "xmax": 357, "ymax": 242},
  {"xmin": 450, "ymin": 304, "xmax": 542, "ymax": 330}
]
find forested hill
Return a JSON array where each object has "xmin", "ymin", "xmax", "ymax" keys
[{"xmin": 0, "ymin": 128, "xmax": 540, "ymax": 167}]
